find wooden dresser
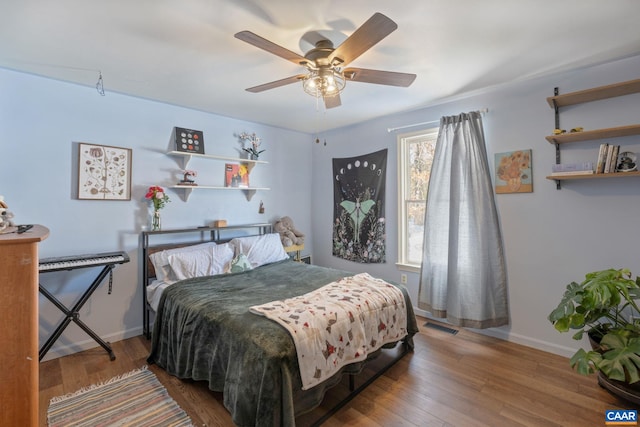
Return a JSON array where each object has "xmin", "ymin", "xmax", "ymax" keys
[{"xmin": 0, "ymin": 225, "xmax": 49, "ymax": 427}]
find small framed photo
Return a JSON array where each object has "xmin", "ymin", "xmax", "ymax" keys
[
  {"xmin": 495, "ymin": 149, "xmax": 533, "ymax": 194},
  {"xmin": 78, "ymin": 143, "xmax": 132, "ymax": 200}
]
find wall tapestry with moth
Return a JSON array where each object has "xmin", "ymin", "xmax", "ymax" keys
[{"xmin": 333, "ymin": 148, "xmax": 387, "ymax": 263}]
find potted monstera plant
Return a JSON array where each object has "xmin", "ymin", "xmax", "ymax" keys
[{"xmin": 548, "ymin": 268, "xmax": 640, "ymax": 404}]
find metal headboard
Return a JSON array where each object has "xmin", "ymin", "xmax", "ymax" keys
[{"xmin": 140, "ymin": 223, "xmax": 272, "ymax": 338}]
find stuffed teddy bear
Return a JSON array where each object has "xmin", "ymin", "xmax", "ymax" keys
[
  {"xmin": 0, "ymin": 196, "xmax": 15, "ymax": 233},
  {"xmin": 274, "ymin": 216, "xmax": 305, "ymax": 247}
]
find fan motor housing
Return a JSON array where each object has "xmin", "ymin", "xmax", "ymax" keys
[{"xmin": 305, "ymin": 40, "xmax": 337, "ymax": 66}]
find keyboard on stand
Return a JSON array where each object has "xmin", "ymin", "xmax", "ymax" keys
[
  {"xmin": 38, "ymin": 250, "xmax": 129, "ymax": 361},
  {"xmin": 39, "ymin": 251, "xmax": 128, "ymax": 272}
]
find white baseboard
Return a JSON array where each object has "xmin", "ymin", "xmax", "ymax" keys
[
  {"xmin": 471, "ymin": 327, "xmax": 578, "ymax": 358},
  {"xmin": 413, "ymin": 306, "xmax": 577, "ymax": 359},
  {"xmin": 40, "ymin": 326, "xmax": 144, "ymax": 362}
]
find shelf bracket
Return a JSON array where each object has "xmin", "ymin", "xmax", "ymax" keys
[
  {"xmin": 553, "ymin": 87, "xmax": 560, "ymax": 130},
  {"xmin": 243, "ymin": 162, "xmax": 257, "ymax": 174},
  {"xmin": 554, "ymin": 142, "xmax": 561, "ymax": 190},
  {"xmin": 169, "ymin": 153, "xmax": 193, "ymax": 170},
  {"xmin": 553, "ymin": 87, "xmax": 562, "ymax": 190},
  {"xmin": 178, "ymin": 187, "xmax": 193, "ymax": 201}
]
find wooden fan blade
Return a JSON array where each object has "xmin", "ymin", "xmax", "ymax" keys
[
  {"xmin": 324, "ymin": 94, "xmax": 342, "ymax": 109},
  {"xmin": 246, "ymin": 75, "xmax": 306, "ymax": 93},
  {"xmin": 343, "ymin": 67, "xmax": 416, "ymax": 87},
  {"xmin": 330, "ymin": 13, "xmax": 397, "ymax": 66},
  {"xmin": 235, "ymin": 31, "xmax": 309, "ymax": 66}
]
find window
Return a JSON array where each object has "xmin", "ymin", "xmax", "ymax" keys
[{"xmin": 397, "ymin": 128, "xmax": 438, "ymax": 271}]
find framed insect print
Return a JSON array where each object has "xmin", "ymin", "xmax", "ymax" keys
[{"xmin": 77, "ymin": 143, "xmax": 132, "ymax": 200}]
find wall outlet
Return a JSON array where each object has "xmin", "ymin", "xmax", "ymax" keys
[{"xmin": 400, "ymin": 273, "xmax": 408, "ymax": 284}]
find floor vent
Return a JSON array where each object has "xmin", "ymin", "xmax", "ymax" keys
[{"xmin": 424, "ymin": 322, "xmax": 458, "ymax": 335}]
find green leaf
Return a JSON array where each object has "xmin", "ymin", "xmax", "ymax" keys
[
  {"xmin": 570, "ymin": 348, "xmax": 600, "ymax": 376},
  {"xmin": 598, "ymin": 334, "xmax": 640, "ymax": 383},
  {"xmin": 554, "ymin": 318, "xmax": 570, "ymax": 332},
  {"xmin": 569, "ymin": 313, "xmax": 585, "ymax": 329},
  {"xmin": 572, "ymin": 330, "xmax": 585, "ymax": 341}
]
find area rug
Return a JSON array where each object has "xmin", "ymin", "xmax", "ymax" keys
[{"xmin": 47, "ymin": 366, "xmax": 194, "ymax": 427}]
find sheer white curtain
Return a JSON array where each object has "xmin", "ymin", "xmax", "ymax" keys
[{"xmin": 418, "ymin": 111, "xmax": 508, "ymax": 328}]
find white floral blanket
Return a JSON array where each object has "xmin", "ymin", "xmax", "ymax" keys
[{"xmin": 249, "ymin": 273, "xmax": 408, "ymax": 390}]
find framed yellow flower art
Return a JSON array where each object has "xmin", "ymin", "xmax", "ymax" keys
[{"xmin": 495, "ymin": 149, "xmax": 532, "ymax": 194}]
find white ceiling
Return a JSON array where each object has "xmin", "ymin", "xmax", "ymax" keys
[{"xmin": 2, "ymin": 1, "xmax": 640, "ymax": 134}]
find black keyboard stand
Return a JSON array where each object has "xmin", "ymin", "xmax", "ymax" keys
[{"xmin": 39, "ymin": 264, "xmax": 117, "ymax": 361}]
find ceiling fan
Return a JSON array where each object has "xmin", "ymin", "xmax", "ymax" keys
[{"xmin": 234, "ymin": 12, "xmax": 416, "ymax": 109}]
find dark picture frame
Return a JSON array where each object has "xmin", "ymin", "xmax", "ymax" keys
[{"xmin": 172, "ymin": 127, "xmax": 205, "ymax": 154}]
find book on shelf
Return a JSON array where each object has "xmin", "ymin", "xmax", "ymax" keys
[
  {"xmin": 596, "ymin": 143, "xmax": 608, "ymax": 173},
  {"xmin": 549, "ymin": 170, "xmax": 596, "ymax": 176},
  {"xmin": 610, "ymin": 145, "xmax": 620, "ymax": 173},
  {"xmin": 551, "ymin": 162, "xmax": 594, "ymax": 173},
  {"xmin": 602, "ymin": 144, "xmax": 621, "ymax": 173},
  {"xmin": 225, "ymin": 163, "xmax": 249, "ymax": 188},
  {"xmin": 604, "ymin": 145, "xmax": 615, "ymax": 173}
]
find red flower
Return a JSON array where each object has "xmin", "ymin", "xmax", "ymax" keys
[{"xmin": 145, "ymin": 186, "xmax": 170, "ymax": 210}]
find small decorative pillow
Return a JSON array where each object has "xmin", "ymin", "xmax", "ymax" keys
[{"xmin": 229, "ymin": 253, "xmax": 253, "ymax": 273}]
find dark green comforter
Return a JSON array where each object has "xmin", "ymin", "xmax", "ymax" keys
[{"xmin": 147, "ymin": 259, "xmax": 418, "ymax": 427}]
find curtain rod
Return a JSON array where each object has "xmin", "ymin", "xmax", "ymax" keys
[{"xmin": 386, "ymin": 108, "xmax": 489, "ymax": 133}]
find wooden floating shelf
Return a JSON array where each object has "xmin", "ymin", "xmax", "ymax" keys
[
  {"xmin": 546, "ymin": 171, "xmax": 640, "ymax": 181},
  {"xmin": 545, "ymin": 124, "xmax": 640, "ymax": 144},
  {"xmin": 546, "ymin": 78, "xmax": 640, "ymax": 108}
]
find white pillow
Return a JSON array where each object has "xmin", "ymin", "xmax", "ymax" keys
[
  {"xmin": 211, "ymin": 243, "xmax": 236, "ymax": 274},
  {"xmin": 230, "ymin": 233, "xmax": 288, "ymax": 268},
  {"xmin": 149, "ymin": 242, "xmax": 217, "ymax": 281},
  {"xmin": 167, "ymin": 243, "xmax": 235, "ymax": 281}
]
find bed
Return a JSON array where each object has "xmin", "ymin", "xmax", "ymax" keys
[{"xmin": 142, "ymin": 224, "xmax": 418, "ymax": 427}]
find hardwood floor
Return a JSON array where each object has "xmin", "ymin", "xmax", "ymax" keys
[{"xmin": 39, "ymin": 316, "xmax": 635, "ymax": 426}]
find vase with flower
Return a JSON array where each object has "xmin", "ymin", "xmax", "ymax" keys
[
  {"xmin": 145, "ymin": 185, "xmax": 170, "ymax": 231},
  {"xmin": 239, "ymin": 132, "xmax": 265, "ymax": 160}
]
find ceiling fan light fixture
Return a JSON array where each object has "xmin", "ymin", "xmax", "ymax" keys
[
  {"xmin": 236, "ymin": 13, "xmax": 416, "ymax": 107},
  {"xmin": 302, "ymin": 68, "xmax": 346, "ymax": 98}
]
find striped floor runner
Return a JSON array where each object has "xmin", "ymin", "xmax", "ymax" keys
[{"xmin": 47, "ymin": 366, "xmax": 194, "ymax": 427}]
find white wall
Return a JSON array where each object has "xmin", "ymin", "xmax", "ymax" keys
[
  {"xmin": 310, "ymin": 54, "xmax": 640, "ymax": 358},
  {"xmin": 0, "ymin": 68, "xmax": 313, "ymax": 360}
]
